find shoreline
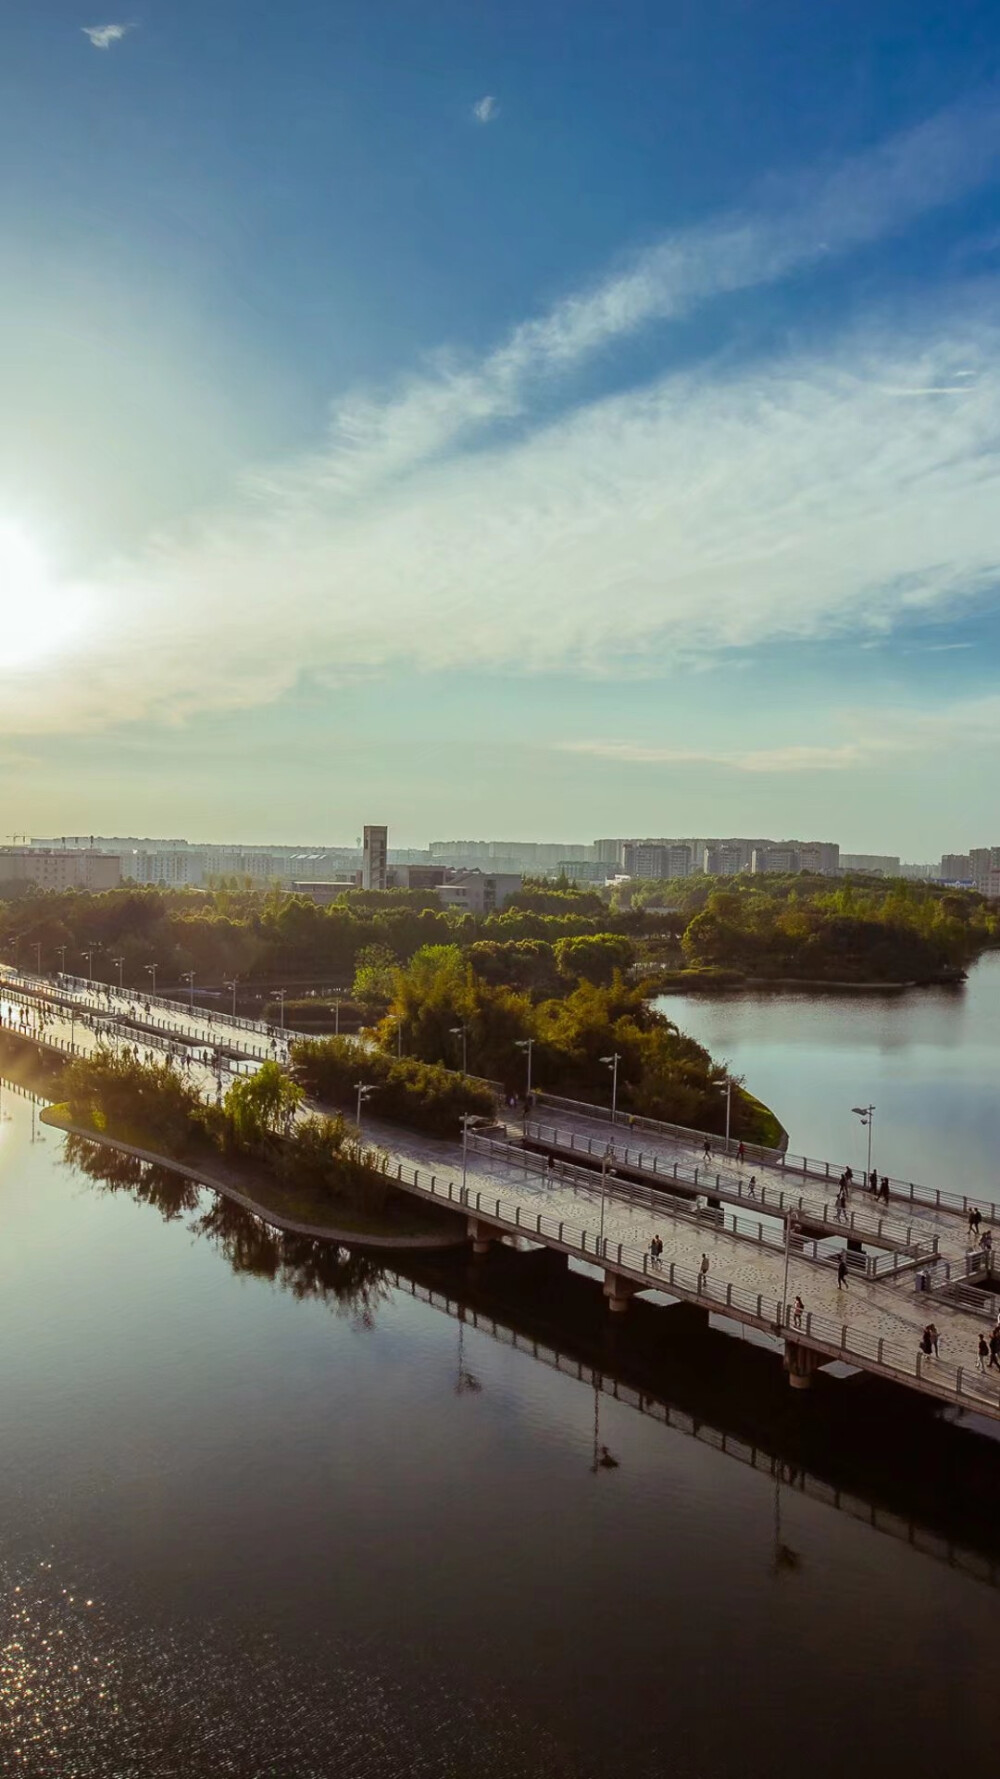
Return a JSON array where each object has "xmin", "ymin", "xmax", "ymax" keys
[{"xmin": 40, "ymin": 1108, "xmax": 467, "ymax": 1252}]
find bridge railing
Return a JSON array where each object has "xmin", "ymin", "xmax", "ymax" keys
[
  {"xmin": 379, "ymin": 1161, "xmax": 1000, "ymax": 1418},
  {"xmin": 466, "ymin": 1130, "xmax": 873, "ymax": 1270},
  {"xmin": 532, "ymin": 1091, "xmax": 998, "ymax": 1226},
  {"xmin": 522, "ymin": 1118, "xmax": 937, "ymax": 1258}
]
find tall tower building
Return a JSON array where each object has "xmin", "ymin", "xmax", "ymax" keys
[{"xmin": 362, "ymin": 825, "xmax": 388, "ymax": 891}]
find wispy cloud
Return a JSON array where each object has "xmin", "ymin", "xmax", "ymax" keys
[
  {"xmin": 555, "ymin": 742, "xmax": 871, "ymax": 773},
  {"xmin": 6, "ymin": 93, "xmax": 1000, "ymax": 738},
  {"xmin": 82, "ymin": 22, "xmax": 133, "ymax": 49},
  {"xmin": 472, "ymin": 95, "xmax": 499, "ymax": 124}
]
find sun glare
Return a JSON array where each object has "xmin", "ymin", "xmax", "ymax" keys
[{"xmin": 0, "ymin": 522, "xmax": 90, "ymax": 670}]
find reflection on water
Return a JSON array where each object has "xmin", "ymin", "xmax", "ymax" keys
[
  {"xmin": 4, "ymin": 1088, "xmax": 1000, "ymax": 1775},
  {"xmin": 63, "ymin": 1133, "xmax": 389, "ymax": 1328}
]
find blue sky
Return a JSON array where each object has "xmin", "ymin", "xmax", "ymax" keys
[{"xmin": 3, "ymin": 1, "xmax": 1000, "ymax": 850}]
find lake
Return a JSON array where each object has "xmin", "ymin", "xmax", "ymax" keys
[
  {"xmin": 3, "ymin": 967, "xmax": 1000, "ymax": 1777},
  {"xmin": 658, "ymin": 950, "xmax": 1000, "ymax": 1199}
]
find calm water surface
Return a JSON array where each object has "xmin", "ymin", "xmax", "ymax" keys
[
  {"xmin": 2, "ymin": 1033, "xmax": 1000, "ymax": 1776},
  {"xmin": 659, "ymin": 950, "xmax": 1000, "ymax": 1198}
]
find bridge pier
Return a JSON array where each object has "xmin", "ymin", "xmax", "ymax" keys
[
  {"xmin": 783, "ymin": 1340, "xmax": 821, "ymax": 1391},
  {"xmin": 467, "ymin": 1217, "xmax": 494, "ymax": 1256},
  {"xmin": 603, "ymin": 1270, "xmax": 637, "ymax": 1315}
]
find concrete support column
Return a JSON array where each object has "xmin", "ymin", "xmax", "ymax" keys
[
  {"xmin": 602, "ymin": 1270, "xmax": 637, "ymax": 1315},
  {"xmin": 466, "ymin": 1217, "xmax": 493, "ymax": 1256},
  {"xmin": 783, "ymin": 1340, "xmax": 820, "ymax": 1391}
]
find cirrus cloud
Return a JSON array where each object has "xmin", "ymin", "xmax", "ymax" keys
[{"xmin": 82, "ymin": 22, "xmax": 134, "ymax": 49}]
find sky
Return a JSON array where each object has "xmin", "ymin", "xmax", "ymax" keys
[{"xmin": 3, "ymin": 1, "xmax": 1000, "ymax": 852}]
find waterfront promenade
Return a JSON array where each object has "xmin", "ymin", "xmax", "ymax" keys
[{"xmin": 4, "ymin": 968, "xmax": 1000, "ymax": 1421}]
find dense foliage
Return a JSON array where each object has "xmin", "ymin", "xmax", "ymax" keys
[
  {"xmin": 372, "ymin": 944, "xmax": 783, "ymax": 1142},
  {"xmin": 60, "ymin": 1049, "xmax": 390, "ymax": 1209},
  {"xmin": 289, "ymin": 1037, "xmax": 495, "ymax": 1136},
  {"xmin": 615, "ymin": 874, "xmax": 998, "ymax": 983}
]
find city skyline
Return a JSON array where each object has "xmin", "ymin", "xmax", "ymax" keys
[{"xmin": 5, "ymin": 4, "xmax": 1000, "ymax": 846}]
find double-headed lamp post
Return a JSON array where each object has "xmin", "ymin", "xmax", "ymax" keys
[
  {"xmin": 355, "ymin": 1081, "xmax": 375, "ymax": 1137},
  {"xmin": 81, "ymin": 946, "xmax": 95, "ymax": 981},
  {"xmin": 112, "ymin": 955, "xmax": 124, "ymax": 991},
  {"xmin": 224, "ymin": 978, "xmax": 238, "ymax": 1019},
  {"xmin": 600, "ymin": 1052, "xmax": 621, "ymax": 1123},
  {"xmin": 56, "ymin": 945, "xmax": 66, "ymax": 977},
  {"xmin": 450, "ymin": 1023, "xmax": 468, "ymax": 1075},
  {"xmin": 515, "ymin": 1037, "xmax": 534, "ymax": 1097},
  {"xmin": 852, "ymin": 1104, "xmax": 875, "ymax": 1180},
  {"xmin": 145, "ymin": 962, "xmax": 157, "ymax": 996},
  {"xmin": 718, "ymin": 1077, "xmax": 733, "ymax": 1152},
  {"xmin": 182, "ymin": 970, "xmax": 195, "ymax": 1011},
  {"xmin": 275, "ymin": 988, "xmax": 287, "ymax": 1032}
]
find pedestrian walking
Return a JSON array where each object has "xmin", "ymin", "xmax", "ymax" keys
[
  {"xmin": 929, "ymin": 1323, "xmax": 940, "ymax": 1357},
  {"xmin": 792, "ymin": 1295, "xmax": 804, "ymax": 1329},
  {"xmin": 869, "ymin": 1168, "xmax": 878, "ymax": 1195},
  {"xmin": 879, "ymin": 1177, "xmax": 890, "ymax": 1206},
  {"xmin": 837, "ymin": 1254, "xmax": 849, "ymax": 1290},
  {"xmin": 747, "ymin": 1174, "xmax": 757, "ymax": 1200},
  {"xmin": 699, "ymin": 1252, "xmax": 710, "ymax": 1290},
  {"xmin": 979, "ymin": 1334, "xmax": 990, "ymax": 1372},
  {"xmin": 919, "ymin": 1326, "xmax": 933, "ymax": 1360},
  {"xmin": 969, "ymin": 1206, "xmax": 982, "ymax": 1238},
  {"xmin": 736, "ymin": 1141, "xmax": 745, "ymax": 1164},
  {"xmin": 702, "ymin": 1138, "xmax": 712, "ymax": 1163},
  {"xmin": 989, "ymin": 1329, "xmax": 1000, "ymax": 1371}
]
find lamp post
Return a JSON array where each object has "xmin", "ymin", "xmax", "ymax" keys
[
  {"xmin": 852, "ymin": 1103, "xmax": 875, "ymax": 1181},
  {"xmin": 718, "ymin": 1077, "xmax": 732, "ymax": 1152},
  {"xmin": 274, "ymin": 988, "xmax": 287, "ymax": 1032},
  {"xmin": 515, "ymin": 1037, "xmax": 534, "ymax": 1097},
  {"xmin": 56, "ymin": 945, "xmax": 66, "ymax": 977},
  {"xmin": 599, "ymin": 1142, "xmax": 615, "ymax": 1253},
  {"xmin": 182, "ymin": 970, "xmax": 195, "ymax": 1011},
  {"xmin": 32, "ymin": 941, "xmax": 41, "ymax": 975},
  {"xmin": 355, "ymin": 1080, "xmax": 375, "ymax": 1137},
  {"xmin": 460, "ymin": 1111, "xmax": 477, "ymax": 1194},
  {"xmin": 781, "ymin": 1209, "xmax": 800, "ymax": 1325},
  {"xmin": 112, "ymin": 955, "xmax": 124, "ymax": 991},
  {"xmin": 450, "ymin": 1023, "xmax": 468, "ymax": 1075},
  {"xmin": 333, "ymin": 989, "xmax": 342, "ymax": 1036},
  {"xmin": 81, "ymin": 947, "xmax": 95, "ymax": 981},
  {"xmin": 224, "ymin": 978, "xmax": 238, "ymax": 1019},
  {"xmin": 600, "ymin": 1052, "xmax": 621, "ymax": 1123},
  {"xmin": 144, "ymin": 962, "xmax": 157, "ymax": 996}
]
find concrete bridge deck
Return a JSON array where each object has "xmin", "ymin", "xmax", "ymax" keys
[{"xmin": 5, "ymin": 976, "xmax": 1000, "ymax": 1422}]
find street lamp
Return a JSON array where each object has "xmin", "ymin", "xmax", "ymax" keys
[
  {"xmin": 781, "ymin": 1209, "xmax": 800, "ymax": 1325},
  {"xmin": 112, "ymin": 955, "xmax": 124, "ymax": 990},
  {"xmin": 717, "ymin": 1077, "xmax": 733, "ymax": 1152},
  {"xmin": 355, "ymin": 1080, "xmax": 375, "ymax": 1137},
  {"xmin": 459, "ymin": 1111, "xmax": 477, "ymax": 1194},
  {"xmin": 852, "ymin": 1104, "xmax": 875, "ymax": 1181},
  {"xmin": 56, "ymin": 945, "xmax": 66, "ymax": 977},
  {"xmin": 600, "ymin": 1052, "xmax": 621, "ymax": 1123},
  {"xmin": 182, "ymin": 970, "xmax": 195, "ymax": 1010},
  {"xmin": 333, "ymin": 988, "xmax": 342, "ymax": 1037},
  {"xmin": 81, "ymin": 946, "xmax": 95, "ymax": 980},
  {"xmin": 223, "ymin": 978, "xmax": 238, "ymax": 1019},
  {"xmin": 144, "ymin": 962, "xmax": 157, "ymax": 996},
  {"xmin": 450, "ymin": 1023, "xmax": 468, "ymax": 1075},
  {"xmin": 515, "ymin": 1037, "xmax": 534, "ymax": 1097},
  {"xmin": 275, "ymin": 988, "xmax": 287, "ymax": 1031},
  {"xmin": 32, "ymin": 941, "xmax": 41, "ymax": 974},
  {"xmin": 599, "ymin": 1141, "xmax": 615, "ymax": 1252}
]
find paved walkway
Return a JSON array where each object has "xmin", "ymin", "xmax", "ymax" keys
[
  {"xmin": 519, "ymin": 1104, "xmax": 989, "ymax": 1267},
  {"xmin": 5, "ymin": 985, "xmax": 999, "ymax": 1407}
]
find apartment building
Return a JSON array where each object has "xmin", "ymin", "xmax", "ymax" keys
[{"xmin": 0, "ymin": 847, "xmax": 121, "ymax": 891}]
